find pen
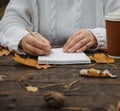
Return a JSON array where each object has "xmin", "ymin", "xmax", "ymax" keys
[
  {"xmin": 26, "ymin": 27, "xmax": 40, "ymax": 40},
  {"xmin": 26, "ymin": 27, "xmax": 53, "ymax": 53}
]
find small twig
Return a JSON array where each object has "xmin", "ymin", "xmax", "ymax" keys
[
  {"xmin": 62, "ymin": 107, "xmax": 91, "ymax": 111},
  {"xmin": 40, "ymin": 82, "xmax": 66, "ymax": 89},
  {"xmin": 86, "ymin": 63, "xmax": 97, "ymax": 68},
  {"xmin": 64, "ymin": 79, "xmax": 80, "ymax": 92},
  {"xmin": 73, "ymin": 74, "xmax": 79, "ymax": 78},
  {"xmin": 69, "ymin": 86, "xmax": 81, "ymax": 91},
  {"xmin": 18, "ymin": 73, "xmax": 34, "ymax": 82},
  {"xmin": 107, "ymin": 63, "xmax": 118, "ymax": 69}
]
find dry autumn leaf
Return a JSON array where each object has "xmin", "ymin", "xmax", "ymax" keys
[
  {"xmin": 0, "ymin": 75, "xmax": 6, "ymax": 81},
  {"xmin": 26, "ymin": 86, "xmax": 38, "ymax": 92},
  {"xmin": 88, "ymin": 53, "xmax": 115, "ymax": 63},
  {"xmin": 0, "ymin": 49, "xmax": 10, "ymax": 56},
  {"xmin": 13, "ymin": 53, "xmax": 51, "ymax": 69},
  {"xmin": 80, "ymin": 68, "xmax": 116, "ymax": 78},
  {"xmin": 117, "ymin": 102, "xmax": 120, "ymax": 111}
]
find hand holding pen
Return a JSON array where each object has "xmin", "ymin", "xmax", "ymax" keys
[{"xmin": 19, "ymin": 28, "xmax": 52, "ymax": 56}]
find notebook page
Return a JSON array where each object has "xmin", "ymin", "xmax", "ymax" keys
[{"xmin": 38, "ymin": 48, "xmax": 91, "ymax": 64}]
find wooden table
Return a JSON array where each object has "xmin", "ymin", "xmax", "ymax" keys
[{"xmin": 0, "ymin": 53, "xmax": 120, "ymax": 111}]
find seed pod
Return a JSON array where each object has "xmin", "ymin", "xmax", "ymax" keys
[{"xmin": 43, "ymin": 91, "xmax": 65, "ymax": 108}]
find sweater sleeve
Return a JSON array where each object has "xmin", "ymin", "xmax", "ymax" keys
[
  {"xmin": 88, "ymin": 0, "xmax": 120, "ymax": 51},
  {"xmin": 103, "ymin": 0, "xmax": 120, "ymax": 15},
  {"xmin": 88, "ymin": 28, "xmax": 106, "ymax": 51},
  {"xmin": 0, "ymin": 0, "xmax": 33, "ymax": 54}
]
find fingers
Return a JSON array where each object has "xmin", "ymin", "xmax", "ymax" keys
[
  {"xmin": 63, "ymin": 30, "xmax": 82, "ymax": 48},
  {"xmin": 34, "ymin": 33, "xmax": 50, "ymax": 44},
  {"xmin": 26, "ymin": 28, "xmax": 50, "ymax": 45},
  {"xmin": 67, "ymin": 37, "xmax": 91, "ymax": 53},
  {"xmin": 21, "ymin": 34, "xmax": 51, "ymax": 56},
  {"xmin": 76, "ymin": 41, "xmax": 94, "ymax": 53},
  {"xmin": 63, "ymin": 29, "xmax": 97, "ymax": 53},
  {"xmin": 23, "ymin": 43, "xmax": 51, "ymax": 56},
  {"xmin": 28, "ymin": 35, "xmax": 51, "ymax": 50}
]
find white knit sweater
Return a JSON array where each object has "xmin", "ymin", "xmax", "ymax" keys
[{"xmin": 0, "ymin": 0, "xmax": 120, "ymax": 54}]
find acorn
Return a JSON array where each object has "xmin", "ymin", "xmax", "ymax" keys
[{"xmin": 43, "ymin": 91, "xmax": 65, "ymax": 109}]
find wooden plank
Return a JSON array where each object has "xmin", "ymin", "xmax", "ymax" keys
[
  {"xmin": 0, "ymin": 83, "xmax": 119, "ymax": 111},
  {"xmin": 0, "ymin": 55, "xmax": 120, "ymax": 111},
  {"xmin": 0, "ymin": 65, "xmax": 120, "ymax": 84}
]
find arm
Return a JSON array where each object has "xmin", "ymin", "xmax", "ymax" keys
[
  {"xmin": 0, "ymin": 0, "xmax": 51, "ymax": 55},
  {"xmin": 63, "ymin": 29, "xmax": 98, "ymax": 53},
  {"xmin": 63, "ymin": 0, "xmax": 120, "ymax": 53},
  {"xmin": 0, "ymin": 0, "xmax": 31, "ymax": 54},
  {"xmin": 88, "ymin": 0, "xmax": 120, "ymax": 51}
]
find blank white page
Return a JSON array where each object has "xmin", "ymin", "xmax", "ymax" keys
[{"xmin": 38, "ymin": 48, "xmax": 91, "ymax": 64}]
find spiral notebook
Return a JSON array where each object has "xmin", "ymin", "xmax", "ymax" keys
[{"xmin": 38, "ymin": 48, "xmax": 91, "ymax": 64}]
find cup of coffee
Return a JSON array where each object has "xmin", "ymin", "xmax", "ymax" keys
[{"xmin": 105, "ymin": 12, "xmax": 120, "ymax": 59}]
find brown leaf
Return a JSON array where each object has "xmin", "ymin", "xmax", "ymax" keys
[
  {"xmin": 0, "ymin": 75, "xmax": 6, "ymax": 81},
  {"xmin": 13, "ymin": 53, "xmax": 51, "ymax": 69},
  {"xmin": 117, "ymin": 102, "xmax": 120, "ymax": 111},
  {"xmin": 26, "ymin": 86, "xmax": 38, "ymax": 92},
  {"xmin": 89, "ymin": 53, "xmax": 115, "ymax": 63},
  {"xmin": 0, "ymin": 49, "xmax": 10, "ymax": 56},
  {"xmin": 80, "ymin": 68, "xmax": 116, "ymax": 78}
]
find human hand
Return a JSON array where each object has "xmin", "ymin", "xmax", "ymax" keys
[
  {"xmin": 63, "ymin": 29, "xmax": 97, "ymax": 53},
  {"xmin": 19, "ymin": 34, "xmax": 51, "ymax": 56}
]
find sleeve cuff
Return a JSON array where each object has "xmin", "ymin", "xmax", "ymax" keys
[{"xmin": 87, "ymin": 28, "xmax": 107, "ymax": 51}]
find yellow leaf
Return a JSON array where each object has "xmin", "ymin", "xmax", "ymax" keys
[
  {"xmin": 80, "ymin": 68, "xmax": 116, "ymax": 78},
  {"xmin": 26, "ymin": 86, "xmax": 38, "ymax": 92},
  {"xmin": 89, "ymin": 53, "xmax": 115, "ymax": 63},
  {"xmin": 0, "ymin": 49, "xmax": 10, "ymax": 56},
  {"xmin": 13, "ymin": 53, "xmax": 51, "ymax": 69},
  {"xmin": 0, "ymin": 75, "xmax": 6, "ymax": 81}
]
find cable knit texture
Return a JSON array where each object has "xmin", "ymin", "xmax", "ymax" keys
[
  {"xmin": 47, "ymin": 0, "xmax": 56, "ymax": 42},
  {"xmin": 31, "ymin": 0, "xmax": 39, "ymax": 32},
  {"xmin": 73, "ymin": 0, "xmax": 82, "ymax": 32}
]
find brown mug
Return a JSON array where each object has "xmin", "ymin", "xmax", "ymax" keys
[{"xmin": 105, "ymin": 12, "xmax": 120, "ymax": 59}]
